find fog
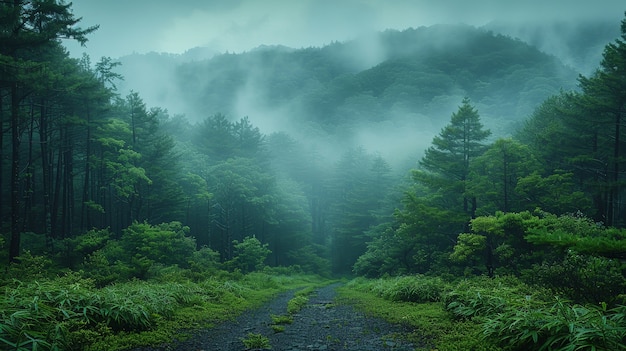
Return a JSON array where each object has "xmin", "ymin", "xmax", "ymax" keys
[
  {"xmin": 67, "ymin": 0, "xmax": 624, "ymax": 60},
  {"xmin": 64, "ymin": 1, "xmax": 624, "ymax": 172}
]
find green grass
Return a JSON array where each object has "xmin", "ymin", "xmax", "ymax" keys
[
  {"xmin": 271, "ymin": 314, "xmax": 294, "ymax": 324},
  {"xmin": 338, "ymin": 275, "xmax": 626, "ymax": 351},
  {"xmin": 241, "ymin": 332, "xmax": 271, "ymax": 349},
  {"xmin": 0, "ymin": 271, "xmax": 327, "ymax": 351},
  {"xmin": 337, "ymin": 278, "xmax": 502, "ymax": 351},
  {"xmin": 286, "ymin": 295, "xmax": 309, "ymax": 314}
]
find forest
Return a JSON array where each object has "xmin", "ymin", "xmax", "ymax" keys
[{"xmin": 1, "ymin": 1, "xmax": 626, "ymax": 350}]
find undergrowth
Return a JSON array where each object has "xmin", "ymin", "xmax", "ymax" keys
[
  {"xmin": 341, "ymin": 275, "xmax": 626, "ymax": 351},
  {"xmin": 0, "ymin": 270, "xmax": 323, "ymax": 351}
]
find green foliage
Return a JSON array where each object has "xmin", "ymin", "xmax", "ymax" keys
[
  {"xmin": 80, "ymin": 250, "xmax": 121, "ymax": 287},
  {"xmin": 437, "ymin": 275, "xmax": 626, "ymax": 351},
  {"xmin": 327, "ymin": 148, "xmax": 394, "ymax": 274},
  {"xmin": 523, "ymin": 252, "xmax": 626, "ymax": 304},
  {"xmin": 525, "ymin": 212, "xmax": 626, "ymax": 258},
  {"xmin": 286, "ymin": 245, "xmax": 331, "ymax": 277},
  {"xmin": 270, "ymin": 314, "xmax": 293, "ymax": 325},
  {"xmin": 482, "ymin": 299, "xmax": 626, "ymax": 351},
  {"xmin": 75, "ymin": 221, "xmax": 198, "ymax": 281},
  {"xmin": 241, "ymin": 332, "xmax": 271, "ymax": 349},
  {"xmin": 442, "ymin": 276, "xmax": 546, "ymax": 320},
  {"xmin": 339, "ymin": 278, "xmax": 500, "ymax": 351},
  {"xmin": 0, "ymin": 270, "xmax": 322, "ymax": 351},
  {"xmin": 71, "ymin": 229, "xmax": 111, "ymax": 255},
  {"xmin": 349, "ymin": 275, "xmax": 447, "ymax": 303},
  {"xmin": 468, "ymin": 138, "xmax": 542, "ymax": 214},
  {"xmin": 450, "ymin": 233, "xmax": 486, "ymax": 263},
  {"xmin": 515, "ymin": 171, "xmax": 592, "ymax": 214},
  {"xmin": 450, "ymin": 211, "xmax": 539, "ymax": 276},
  {"xmin": 187, "ymin": 246, "xmax": 222, "ymax": 274},
  {"xmin": 4, "ymin": 251, "xmax": 55, "ymax": 283},
  {"xmin": 287, "ymin": 295, "xmax": 309, "ymax": 315},
  {"xmin": 228, "ymin": 236, "xmax": 272, "ymax": 273},
  {"xmin": 121, "ymin": 221, "xmax": 195, "ymax": 266},
  {"xmin": 354, "ymin": 188, "xmax": 470, "ymax": 278}
]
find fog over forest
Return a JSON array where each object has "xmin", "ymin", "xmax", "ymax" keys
[{"xmin": 65, "ymin": 1, "xmax": 624, "ymax": 171}]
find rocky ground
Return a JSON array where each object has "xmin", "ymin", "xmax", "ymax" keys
[{"xmin": 131, "ymin": 283, "xmax": 424, "ymax": 351}]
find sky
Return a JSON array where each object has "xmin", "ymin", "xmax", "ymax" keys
[{"xmin": 66, "ymin": 0, "xmax": 626, "ymax": 60}]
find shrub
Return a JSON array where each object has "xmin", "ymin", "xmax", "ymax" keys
[
  {"xmin": 382, "ymin": 275, "xmax": 446, "ymax": 303},
  {"xmin": 188, "ymin": 246, "xmax": 222, "ymax": 273},
  {"xmin": 61, "ymin": 228, "xmax": 112, "ymax": 268},
  {"xmin": 346, "ymin": 275, "xmax": 448, "ymax": 303},
  {"xmin": 227, "ymin": 236, "xmax": 271, "ymax": 273},
  {"xmin": 4, "ymin": 251, "xmax": 54, "ymax": 282},
  {"xmin": 80, "ymin": 250, "xmax": 120, "ymax": 287},
  {"xmin": 522, "ymin": 252, "xmax": 626, "ymax": 304},
  {"xmin": 120, "ymin": 221, "xmax": 196, "ymax": 268}
]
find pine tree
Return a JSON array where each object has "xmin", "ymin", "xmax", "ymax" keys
[
  {"xmin": 415, "ymin": 97, "xmax": 491, "ymax": 217},
  {"xmin": 576, "ymin": 13, "xmax": 626, "ymax": 226},
  {"xmin": 0, "ymin": 0, "xmax": 96, "ymax": 262}
]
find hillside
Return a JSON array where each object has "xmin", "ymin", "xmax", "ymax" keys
[{"xmin": 115, "ymin": 24, "xmax": 582, "ymax": 168}]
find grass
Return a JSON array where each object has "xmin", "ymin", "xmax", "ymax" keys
[
  {"xmin": 241, "ymin": 332, "xmax": 271, "ymax": 349},
  {"xmin": 267, "ymin": 284, "xmax": 325, "ymax": 335},
  {"xmin": 0, "ymin": 271, "xmax": 327, "ymax": 351},
  {"xmin": 337, "ymin": 278, "xmax": 503, "ymax": 351},
  {"xmin": 270, "ymin": 314, "xmax": 294, "ymax": 324}
]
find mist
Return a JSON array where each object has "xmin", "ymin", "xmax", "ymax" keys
[
  {"xmin": 67, "ymin": 0, "xmax": 624, "ymax": 59},
  {"xmin": 62, "ymin": 1, "xmax": 624, "ymax": 176}
]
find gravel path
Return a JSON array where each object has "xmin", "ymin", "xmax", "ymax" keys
[{"xmin": 131, "ymin": 283, "xmax": 421, "ymax": 350}]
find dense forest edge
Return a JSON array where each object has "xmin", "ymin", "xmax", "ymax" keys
[{"xmin": 2, "ymin": 2, "xmax": 626, "ymax": 350}]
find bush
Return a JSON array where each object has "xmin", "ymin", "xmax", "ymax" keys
[
  {"xmin": 522, "ymin": 252, "xmax": 626, "ymax": 304},
  {"xmin": 120, "ymin": 221, "xmax": 196, "ymax": 268},
  {"xmin": 188, "ymin": 246, "xmax": 222, "ymax": 271},
  {"xmin": 381, "ymin": 275, "xmax": 446, "ymax": 303},
  {"xmin": 227, "ymin": 236, "xmax": 271, "ymax": 273},
  {"xmin": 78, "ymin": 222, "xmax": 199, "ymax": 282},
  {"xmin": 345, "ymin": 275, "xmax": 448, "ymax": 303},
  {"xmin": 80, "ymin": 250, "xmax": 121, "ymax": 287},
  {"xmin": 61, "ymin": 228, "xmax": 111, "ymax": 268},
  {"xmin": 4, "ymin": 251, "xmax": 54, "ymax": 282}
]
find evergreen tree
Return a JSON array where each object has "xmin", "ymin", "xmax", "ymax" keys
[
  {"xmin": 415, "ymin": 97, "xmax": 491, "ymax": 218},
  {"xmin": 576, "ymin": 13, "xmax": 626, "ymax": 226},
  {"xmin": 468, "ymin": 138, "xmax": 542, "ymax": 214},
  {"xmin": 0, "ymin": 0, "xmax": 96, "ymax": 262}
]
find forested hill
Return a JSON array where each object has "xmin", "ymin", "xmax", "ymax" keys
[{"xmin": 118, "ymin": 24, "xmax": 579, "ymax": 139}]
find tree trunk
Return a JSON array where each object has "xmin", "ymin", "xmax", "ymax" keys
[
  {"xmin": 39, "ymin": 99, "xmax": 53, "ymax": 251},
  {"xmin": 0, "ymin": 90, "xmax": 5, "ymax": 224},
  {"xmin": 81, "ymin": 106, "xmax": 91, "ymax": 231},
  {"xmin": 9, "ymin": 82, "xmax": 21, "ymax": 262},
  {"xmin": 609, "ymin": 111, "xmax": 621, "ymax": 226},
  {"xmin": 23, "ymin": 100, "xmax": 35, "ymax": 231}
]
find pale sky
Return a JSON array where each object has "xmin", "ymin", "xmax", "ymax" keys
[{"xmin": 66, "ymin": 0, "xmax": 626, "ymax": 59}]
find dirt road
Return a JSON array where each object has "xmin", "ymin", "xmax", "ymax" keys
[{"xmin": 132, "ymin": 283, "xmax": 421, "ymax": 350}]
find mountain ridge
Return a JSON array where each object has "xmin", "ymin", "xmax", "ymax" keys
[{"xmin": 113, "ymin": 22, "xmax": 612, "ymax": 169}]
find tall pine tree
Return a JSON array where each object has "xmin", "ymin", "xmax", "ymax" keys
[{"xmin": 415, "ymin": 97, "xmax": 491, "ymax": 218}]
